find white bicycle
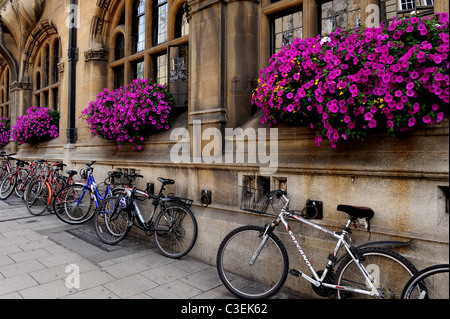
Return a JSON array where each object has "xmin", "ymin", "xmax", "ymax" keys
[{"xmin": 216, "ymin": 188, "xmax": 419, "ymax": 299}]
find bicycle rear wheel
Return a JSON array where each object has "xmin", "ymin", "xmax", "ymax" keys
[
  {"xmin": 216, "ymin": 225, "xmax": 289, "ymax": 299},
  {"xmin": 53, "ymin": 184, "xmax": 93, "ymax": 224},
  {"xmin": 401, "ymin": 264, "xmax": 449, "ymax": 299},
  {"xmin": 154, "ymin": 204, "xmax": 198, "ymax": 259},
  {"xmin": 335, "ymin": 247, "xmax": 418, "ymax": 299},
  {"xmin": 25, "ymin": 180, "xmax": 51, "ymax": 216},
  {"xmin": 94, "ymin": 196, "xmax": 131, "ymax": 245}
]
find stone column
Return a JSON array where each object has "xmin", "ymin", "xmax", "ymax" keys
[{"xmin": 188, "ymin": 0, "xmax": 259, "ymax": 160}]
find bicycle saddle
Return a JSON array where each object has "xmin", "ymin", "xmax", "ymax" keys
[
  {"xmin": 66, "ymin": 170, "xmax": 77, "ymax": 177},
  {"xmin": 337, "ymin": 205, "xmax": 374, "ymax": 220},
  {"xmin": 158, "ymin": 177, "xmax": 175, "ymax": 185}
]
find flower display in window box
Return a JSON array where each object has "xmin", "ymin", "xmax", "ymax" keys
[
  {"xmin": 81, "ymin": 78, "xmax": 174, "ymax": 150},
  {"xmin": 252, "ymin": 13, "xmax": 449, "ymax": 148},
  {"xmin": 0, "ymin": 117, "xmax": 10, "ymax": 148},
  {"xmin": 11, "ymin": 107, "xmax": 60, "ymax": 145}
]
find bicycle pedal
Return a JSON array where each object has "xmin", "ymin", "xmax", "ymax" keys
[{"xmin": 289, "ymin": 269, "xmax": 302, "ymax": 277}]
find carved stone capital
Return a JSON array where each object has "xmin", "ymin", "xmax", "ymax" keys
[
  {"xmin": 57, "ymin": 61, "xmax": 65, "ymax": 73},
  {"xmin": 84, "ymin": 48, "xmax": 109, "ymax": 62},
  {"xmin": 10, "ymin": 81, "xmax": 32, "ymax": 92}
]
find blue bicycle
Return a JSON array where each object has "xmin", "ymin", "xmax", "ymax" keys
[{"xmin": 52, "ymin": 161, "xmax": 128, "ymax": 224}]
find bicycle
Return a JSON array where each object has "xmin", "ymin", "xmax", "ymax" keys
[
  {"xmin": 216, "ymin": 187, "xmax": 419, "ymax": 299},
  {"xmin": 93, "ymin": 176, "xmax": 198, "ymax": 259},
  {"xmin": 16, "ymin": 159, "xmax": 56, "ymax": 200},
  {"xmin": 25, "ymin": 161, "xmax": 76, "ymax": 216},
  {"xmin": 0, "ymin": 158, "xmax": 30, "ymax": 200},
  {"xmin": 401, "ymin": 264, "xmax": 449, "ymax": 299},
  {"xmin": 52, "ymin": 161, "xmax": 124, "ymax": 224},
  {"xmin": 0, "ymin": 152, "xmax": 16, "ymax": 182}
]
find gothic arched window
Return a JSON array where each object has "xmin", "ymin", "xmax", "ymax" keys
[{"xmin": 33, "ymin": 36, "xmax": 61, "ymax": 110}]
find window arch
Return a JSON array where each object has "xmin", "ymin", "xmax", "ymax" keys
[
  {"xmin": 175, "ymin": 3, "xmax": 189, "ymax": 38},
  {"xmin": 33, "ymin": 36, "xmax": 61, "ymax": 111}
]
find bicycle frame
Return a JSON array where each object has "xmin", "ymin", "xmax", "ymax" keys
[
  {"xmin": 117, "ymin": 181, "xmax": 187, "ymax": 233},
  {"xmin": 258, "ymin": 194, "xmax": 381, "ymax": 298},
  {"xmin": 77, "ymin": 171, "xmax": 113, "ymax": 207}
]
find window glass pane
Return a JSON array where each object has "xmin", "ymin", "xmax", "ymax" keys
[
  {"xmin": 272, "ymin": 10, "xmax": 302, "ymax": 53},
  {"xmin": 320, "ymin": 0, "xmax": 361, "ymax": 35},
  {"xmin": 115, "ymin": 33, "xmax": 125, "ymax": 60},
  {"xmin": 54, "ymin": 38, "xmax": 59, "ymax": 83},
  {"xmin": 155, "ymin": 54, "xmax": 167, "ymax": 86},
  {"xmin": 114, "ymin": 66, "xmax": 125, "ymax": 89},
  {"xmin": 132, "ymin": 60, "xmax": 145, "ymax": 80},
  {"xmin": 36, "ymin": 72, "xmax": 41, "ymax": 90},
  {"xmin": 6, "ymin": 70, "xmax": 9, "ymax": 102},
  {"xmin": 45, "ymin": 45, "xmax": 50, "ymax": 87},
  {"xmin": 133, "ymin": 0, "xmax": 146, "ymax": 53},
  {"xmin": 53, "ymin": 87, "xmax": 59, "ymax": 111},
  {"xmin": 400, "ymin": 0, "xmax": 415, "ymax": 10},
  {"xmin": 169, "ymin": 45, "xmax": 189, "ymax": 108},
  {"xmin": 154, "ymin": 1, "xmax": 168, "ymax": 45},
  {"xmin": 44, "ymin": 91, "xmax": 49, "ymax": 108}
]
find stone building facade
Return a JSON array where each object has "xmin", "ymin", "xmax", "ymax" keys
[{"xmin": 1, "ymin": 0, "xmax": 449, "ymax": 297}]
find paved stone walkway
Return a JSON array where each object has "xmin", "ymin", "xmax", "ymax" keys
[{"xmin": 0, "ymin": 195, "xmax": 294, "ymax": 301}]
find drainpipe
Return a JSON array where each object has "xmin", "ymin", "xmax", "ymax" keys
[{"xmin": 67, "ymin": 0, "xmax": 78, "ymax": 143}]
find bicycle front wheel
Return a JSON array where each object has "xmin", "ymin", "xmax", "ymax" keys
[
  {"xmin": 401, "ymin": 264, "xmax": 449, "ymax": 299},
  {"xmin": 25, "ymin": 180, "xmax": 51, "ymax": 216},
  {"xmin": 216, "ymin": 225, "xmax": 289, "ymax": 299},
  {"xmin": 335, "ymin": 247, "xmax": 418, "ymax": 299},
  {"xmin": 94, "ymin": 196, "xmax": 131, "ymax": 245},
  {"xmin": 53, "ymin": 184, "xmax": 93, "ymax": 224},
  {"xmin": 154, "ymin": 204, "xmax": 198, "ymax": 259},
  {"xmin": 0, "ymin": 173, "xmax": 17, "ymax": 200}
]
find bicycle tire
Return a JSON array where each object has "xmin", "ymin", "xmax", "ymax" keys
[
  {"xmin": 25, "ymin": 179, "xmax": 51, "ymax": 216},
  {"xmin": 401, "ymin": 264, "xmax": 449, "ymax": 299},
  {"xmin": 335, "ymin": 247, "xmax": 418, "ymax": 299},
  {"xmin": 154, "ymin": 203, "xmax": 198, "ymax": 259},
  {"xmin": 0, "ymin": 167, "xmax": 8, "ymax": 182},
  {"xmin": 0, "ymin": 173, "xmax": 17, "ymax": 200},
  {"xmin": 53, "ymin": 184, "xmax": 94, "ymax": 224},
  {"xmin": 94, "ymin": 196, "xmax": 131, "ymax": 245},
  {"xmin": 216, "ymin": 225, "xmax": 289, "ymax": 299}
]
